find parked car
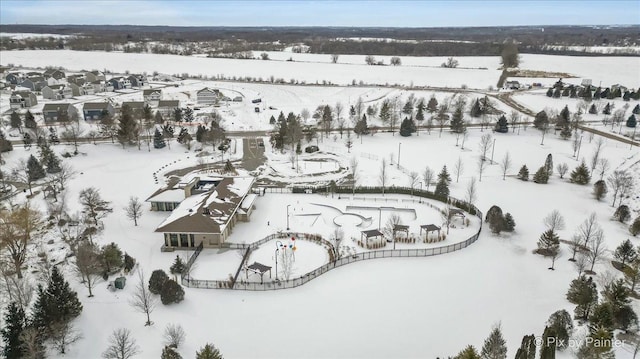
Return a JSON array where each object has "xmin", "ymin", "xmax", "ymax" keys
[{"xmin": 305, "ymin": 145, "xmax": 319, "ymax": 153}]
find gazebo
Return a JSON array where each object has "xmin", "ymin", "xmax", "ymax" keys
[
  {"xmin": 361, "ymin": 229, "xmax": 384, "ymax": 247},
  {"xmin": 449, "ymin": 208, "xmax": 466, "ymax": 219},
  {"xmin": 392, "ymin": 224, "xmax": 409, "ymax": 249},
  {"xmin": 420, "ymin": 224, "xmax": 441, "ymax": 242},
  {"xmin": 245, "ymin": 262, "xmax": 272, "ymax": 284}
]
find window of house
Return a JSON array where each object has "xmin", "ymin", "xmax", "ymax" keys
[
  {"xmin": 180, "ymin": 234, "xmax": 188, "ymax": 247},
  {"xmin": 170, "ymin": 234, "xmax": 178, "ymax": 247},
  {"xmin": 189, "ymin": 234, "xmax": 195, "ymax": 247}
]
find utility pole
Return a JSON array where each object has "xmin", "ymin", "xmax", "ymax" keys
[
  {"xmin": 397, "ymin": 142, "xmax": 401, "ymax": 169},
  {"xmin": 576, "ymin": 135, "xmax": 583, "ymax": 160},
  {"xmin": 490, "ymin": 139, "xmax": 496, "ymax": 163}
]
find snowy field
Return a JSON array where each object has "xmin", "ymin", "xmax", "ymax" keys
[
  {"xmin": 0, "ymin": 32, "xmax": 72, "ymax": 39},
  {"xmin": 2, "ymin": 50, "xmax": 639, "ymax": 90}
]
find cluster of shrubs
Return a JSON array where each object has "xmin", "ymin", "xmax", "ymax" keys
[
  {"xmin": 149, "ymin": 268, "xmax": 185, "ymax": 305},
  {"xmin": 485, "ymin": 205, "xmax": 516, "ymax": 234}
]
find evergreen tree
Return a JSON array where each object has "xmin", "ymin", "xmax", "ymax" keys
[
  {"xmin": 196, "ymin": 343, "xmax": 224, "ymax": 359},
  {"xmin": 27, "ymin": 154, "xmax": 46, "ymax": 182},
  {"xmin": 485, "ymin": 205, "xmax": 503, "ymax": 223},
  {"xmin": 614, "ymin": 239, "xmax": 637, "ymax": 266},
  {"xmin": 593, "ymin": 180, "xmax": 607, "ymax": 201},
  {"xmin": 503, "ymin": 213, "xmax": 516, "ymax": 232},
  {"xmin": 153, "ymin": 128, "xmax": 166, "ymax": 149},
  {"xmin": 437, "ymin": 165, "xmax": 452, "ymax": 184},
  {"xmin": 196, "ymin": 125, "xmax": 207, "ymax": 142},
  {"xmin": 123, "ymin": 253, "xmax": 136, "ymax": 273},
  {"xmin": 553, "ymin": 88, "xmax": 561, "ymax": 98},
  {"xmin": 538, "ymin": 326, "xmax": 557, "ymax": 359},
  {"xmin": 25, "ymin": 110, "xmax": 36, "ymax": 129},
  {"xmin": 399, "ymin": 117, "xmax": 416, "ymax": 137},
  {"xmin": 533, "ymin": 111, "xmax": 549, "ymax": 130},
  {"xmin": 588, "ymin": 103, "xmax": 598, "ymax": 114},
  {"xmin": 0, "ymin": 130, "xmax": 13, "ymax": 153},
  {"xmin": 517, "ymin": 165, "xmax": 529, "ymax": 181},
  {"xmin": 170, "ymin": 255, "xmax": 186, "ymax": 276},
  {"xmin": 160, "ymin": 279, "xmax": 185, "ymax": 305},
  {"xmin": 514, "ymin": 335, "xmax": 536, "ymax": 359},
  {"xmin": 32, "ymin": 267, "xmax": 83, "ymax": 337},
  {"xmin": 149, "ymin": 269, "xmax": 169, "ymax": 294},
  {"xmin": 480, "ymin": 325, "xmax": 507, "ymax": 359},
  {"xmin": 559, "ymin": 124, "xmax": 572, "ymax": 140},
  {"xmin": 566, "ymin": 276, "xmax": 598, "ymax": 320},
  {"xmin": 1, "ymin": 302, "xmax": 25, "ymax": 359},
  {"xmin": 533, "ymin": 166, "xmax": 549, "ymax": 184},
  {"xmin": 378, "ymin": 100, "xmax": 391, "ymax": 124},
  {"xmin": 614, "ymin": 204, "xmax": 631, "ymax": 223},
  {"xmin": 183, "ymin": 107, "xmax": 194, "ymax": 123},
  {"xmin": 494, "ymin": 115, "xmax": 508, "ymax": 133},
  {"xmin": 545, "ymin": 88, "xmax": 553, "ymax": 97},
  {"xmin": 546, "ymin": 310, "xmax": 573, "ymax": 350},
  {"xmin": 450, "ymin": 107, "xmax": 465, "ymax": 133},
  {"xmin": 559, "ymin": 105, "xmax": 571, "ymax": 125},
  {"xmin": 627, "ymin": 114, "xmax": 637, "ymax": 128},
  {"xmin": 593, "ymin": 87, "xmax": 602, "ymax": 99},
  {"xmin": 470, "ymin": 99, "xmax": 482, "ymax": 117},
  {"xmin": 23, "ymin": 132, "xmax": 32, "ymax": 148},
  {"xmin": 426, "ymin": 95, "xmax": 438, "ymax": 113},
  {"xmin": 569, "ymin": 86, "xmax": 578, "ymax": 98},
  {"xmin": 101, "ymin": 243, "xmax": 124, "ymax": 273},
  {"xmin": 155, "ymin": 111, "xmax": 164, "ymax": 124},
  {"xmin": 269, "ymin": 115, "xmax": 276, "ymax": 124},
  {"xmin": 589, "ymin": 302, "xmax": 614, "ymax": 330},
  {"xmin": 630, "ymin": 216, "xmax": 640, "ymax": 236},
  {"xmin": 173, "ymin": 108, "xmax": 183, "ymax": 123},
  {"xmin": 117, "ymin": 105, "xmax": 138, "ymax": 147},
  {"xmin": 603, "ymin": 102, "xmax": 611, "ymax": 115},
  {"xmin": 454, "ymin": 345, "xmax": 481, "ymax": 359},
  {"xmin": 402, "ymin": 100, "xmax": 413, "ymax": 116},
  {"xmin": 161, "ymin": 346, "xmax": 183, "ymax": 359},
  {"xmin": 570, "ymin": 161, "xmax": 591, "ymax": 185},
  {"xmin": 415, "ymin": 105, "xmax": 425, "ymax": 122},
  {"xmin": 544, "ymin": 154, "xmax": 553, "ymax": 176},
  {"xmin": 354, "ymin": 114, "xmax": 369, "ymax": 136},
  {"xmin": 633, "ymin": 104, "xmax": 640, "ymax": 115},
  {"xmin": 10, "ymin": 111, "xmax": 22, "ymax": 130},
  {"xmin": 176, "ymin": 128, "xmax": 190, "ymax": 144},
  {"xmin": 489, "ymin": 214, "xmax": 505, "ymax": 234},
  {"xmin": 537, "ymin": 229, "xmax": 560, "ymax": 256}
]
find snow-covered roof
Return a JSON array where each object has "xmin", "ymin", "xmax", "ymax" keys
[
  {"xmin": 146, "ymin": 188, "xmax": 184, "ymax": 203},
  {"xmin": 155, "ymin": 177, "xmax": 255, "ymax": 234},
  {"xmin": 240, "ymin": 193, "xmax": 257, "ymax": 211}
]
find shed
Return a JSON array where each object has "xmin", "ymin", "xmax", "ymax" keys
[{"xmin": 114, "ymin": 276, "xmax": 126, "ymax": 289}]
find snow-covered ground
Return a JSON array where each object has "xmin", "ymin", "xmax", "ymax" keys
[{"xmin": 0, "ymin": 32, "xmax": 72, "ymax": 39}]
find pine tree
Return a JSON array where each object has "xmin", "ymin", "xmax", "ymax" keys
[
  {"xmin": 533, "ymin": 166, "xmax": 549, "ymax": 184},
  {"xmin": 570, "ymin": 161, "xmax": 591, "ymax": 185},
  {"xmin": 400, "ymin": 117, "xmax": 414, "ymax": 137},
  {"xmin": 153, "ymin": 128, "xmax": 166, "ymax": 149},
  {"xmin": 593, "ymin": 180, "xmax": 607, "ymax": 200},
  {"xmin": 438, "ymin": 165, "xmax": 452, "ymax": 184},
  {"xmin": 10, "ymin": 111, "xmax": 22, "ymax": 130},
  {"xmin": 533, "ymin": 111, "xmax": 549, "ymax": 130},
  {"xmin": 101, "ymin": 243, "xmax": 124, "ymax": 273},
  {"xmin": 450, "ymin": 107, "xmax": 465, "ymax": 133},
  {"xmin": 160, "ymin": 279, "xmax": 185, "ymax": 305},
  {"xmin": 589, "ymin": 302, "xmax": 615, "ymax": 330},
  {"xmin": 627, "ymin": 114, "xmax": 637, "ymax": 128},
  {"xmin": 537, "ymin": 229, "xmax": 559, "ymax": 256},
  {"xmin": 161, "ymin": 346, "xmax": 183, "ymax": 359},
  {"xmin": 354, "ymin": 114, "xmax": 369, "ymax": 136},
  {"xmin": 402, "ymin": 100, "xmax": 413, "ymax": 116},
  {"xmin": 603, "ymin": 102, "xmax": 611, "ymax": 115},
  {"xmin": 559, "ymin": 124, "xmax": 572, "ymax": 140},
  {"xmin": 149, "ymin": 269, "xmax": 169, "ymax": 294},
  {"xmin": 454, "ymin": 345, "xmax": 481, "ymax": 359},
  {"xmin": 614, "ymin": 204, "xmax": 631, "ymax": 223},
  {"xmin": 553, "ymin": 87, "xmax": 561, "ymax": 98},
  {"xmin": 117, "ymin": 105, "xmax": 138, "ymax": 147},
  {"xmin": 631, "ymin": 216, "xmax": 640, "ymax": 236},
  {"xmin": 494, "ymin": 115, "xmax": 508, "ymax": 133},
  {"xmin": 25, "ymin": 110, "xmax": 36, "ymax": 129},
  {"xmin": 378, "ymin": 100, "xmax": 391, "ymax": 124},
  {"xmin": 123, "ymin": 253, "xmax": 136, "ymax": 272},
  {"xmin": 27, "ymin": 154, "xmax": 46, "ymax": 182},
  {"xmin": 0, "ymin": 130, "xmax": 13, "ymax": 153},
  {"xmin": 546, "ymin": 88, "xmax": 553, "ymax": 97},
  {"xmin": 566, "ymin": 276, "xmax": 598, "ymax": 320},
  {"xmin": 517, "ymin": 165, "xmax": 529, "ymax": 181},
  {"xmin": 633, "ymin": 104, "xmax": 640, "ymax": 115},
  {"xmin": 480, "ymin": 324, "xmax": 507, "ymax": 359},
  {"xmin": 485, "ymin": 205, "xmax": 503, "ymax": 223},
  {"xmin": 1, "ymin": 302, "xmax": 25, "ymax": 359},
  {"xmin": 544, "ymin": 154, "xmax": 553, "ymax": 176},
  {"xmin": 32, "ymin": 267, "xmax": 83, "ymax": 337},
  {"xmin": 588, "ymin": 103, "xmax": 598, "ymax": 114},
  {"xmin": 155, "ymin": 111, "xmax": 164, "ymax": 124},
  {"xmin": 538, "ymin": 326, "xmax": 557, "ymax": 359},
  {"xmin": 426, "ymin": 95, "xmax": 438, "ymax": 113},
  {"xmin": 546, "ymin": 310, "xmax": 573, "ymax": 350},
  {"xmin": 503, "ymin": 213, "xmax": 516, "ymax": 232},
  {"xmin": 415, "ymin": 105, "xmax": 425, "ymax": 122},
  {"xmin": 170, "ymin": 255, "xmax": 186, "ymax": 276},
  {"xmin": 614, "ymin": 239, "xmax": 636, "ymax": 266},
  {"xmin": 469, "ymin": 99, "xmax": 482, "ymax": 117},
  {"xmin": 196, "ymin": 343, "xmax": 224, "ymax": 359},
  {"xmin": 514, "ymin": 335, "xmax": 536, "ymax": 359}
]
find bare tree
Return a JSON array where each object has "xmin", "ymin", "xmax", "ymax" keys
[
  {"xmin": 441, "ymin": 205, "xmax": 453, "ymax": 235},
  {"xmin": 568, "ymin": 234, "xmax": 584, "ymax": 262},
  {"xmin": 454, "ymin": 157, "xmax": 464, "ymax": 183},
  {"xmin": 334, "ymin": 102, "xmax": 344, "ymax": 125},
  {"xmin": 50, "ymin": 321, "xmax": 82, "ymax": 354},
  {"xmin": 10, "ymin": 159, "xmax": 35, "ymax": 195},
  {"xmin": 74, "ymin": 241, "xmax": 103, "ymax": 297},
  {"xmin": 379, "ymin": 158, "xmax": 388, "ymax": 195},
  {"xmin": 590, "ymin": 137, "xmax": 605, "ymax": 171},
  {"xmin": 500, "ymin": 152, "xmax": 512, "ymax": 180},
  {"xmin": 331, "ymin": 227, "xmax": 345, "ymax": 259},
  {"xmin": 300, "ymin": 108, "xmax": 310, "ymax": 123},
  {"xmin": 556, "ymin": 163, "xmax": 569, "ymax": 179},
  {"xmin": 20, "ymin": 327, "xmax": 45, "ymax": 359},
  {"xmin": 607, "ymin": 170, "xmax": 632, "ymax": 207},
  {"xmin": 478, "ymin": 133, "xmax": 493, "ymax": 161},
  {"xmin": 574, "ymin": 253, "xmax": 588, "ymax": 278},
  {"xmin": 509, "ymin": 110, "xmax": 521, "ymax": 134},
  {"xmin": 125, "ymin": 197, "xmax": 143, "ymax": 226},
  {"xmin": 460, "ymin": 129, "xmax": 469, "ymax": 150},
  {"xmin": 102, "ymin": 328, "xmax": 140, "ymax": 359},
  {"xmin": 79, "ymin": 187, "xmax": 112, "ymax": 226},
  {"xmin": 350, "ymin": 156, "xmax": 359, "ymax": 194},
  {"xmin": 422, "ymin": 166, "xmax": 434, "ymax": 191},
  {"xmin": 466, "ymin": 177, "xmax": 477, "ymax": 208},
  {"xmin": 586, "ymin": 230, "xmax": 606, "ymax": 273},
  {"xmin": 52, "ymin": 162, "xmax": 76, "ymax": 191},
  {"xmin": 544, "ymin": 210, "xmax": 566, "ymax": 233},
  {"xmin": 577, "ymin": 213, "xmax": 601, "ymax": 248},
  {"xmin": 130, "ymin": 269, "xmax": 156, "ymax": 326},
  {"xmin": 163, "ymin": 323, "xmax": 186, "ymax": 348},
  {"xmin": 0, "ymin": 203, "xmax": 41, "ymax": 278},
  {"xmin": 331, "ymin": 54, "xmax": 339, "ymax": 63},
  {"xmin": 408, "ymin": 171, "xmax": 420, "ymax": 196},
  {"xmin": 477, "ymin": 155, "xmax": 487, "ymax": 182},
  {"xmin": 435, "ymin": 103, "xmax": 449, "ymax": 137},
  {"xmin": 595, "ymin": 158, "xmax": 610, "ymax": 181},
  {"xmin": 383, "ymin": 214, "xmax": 402, "ymax": 244}
]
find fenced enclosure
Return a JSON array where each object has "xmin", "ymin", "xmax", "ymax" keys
[{"xmin": 181, "ymin": 187, "xmax": 482, "ymax": 290}]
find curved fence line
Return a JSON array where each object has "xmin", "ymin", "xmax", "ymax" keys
[{"xmin": 182, "ymin": 189, "xmax": 483, "ymax": 290}]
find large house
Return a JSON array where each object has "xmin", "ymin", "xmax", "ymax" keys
[
  {"xmin": 83, "ymin": 102, "xmax": 114, "ymax": 121},
  {"xmin": 148, "ymin": 176, "xmax": 256, "ymax": 250},
  {"xmin": 43, "ymin": 69, "xmax": 66, "ymax": 80},
  {"xmin": 85, "ymin": 70, "xmax": 106, "ymax": 83},
  {"xmin": 5, "ymin": 72, "xmax": 23, "ymax": 85},
  {"xmin": 127, "ymin": 74, "xmax": 147, "ymax": 88},
  {"xmin": 121, "ymin": 101, "xmax": 146, "ymax": 116},
  {"xmin": 43, "ymin": 103, "xmax": 79, "ymax": 122},
  {"xmin": 20, "ymin": 77, "xmax": 47, "ymax": 91},
  {"xmin": 157, "ymin": 100, "xmax": 179, "ymax": 117},
  {"xmin": 196, "ymin": 88, "xmax": 220, "ymax": 105},
  {"xmin": 42, "ymin": 84, "xmax": 73, "ymax": 100},
  {"xmin": 143, "ymin": 89, "xmax": 162, "ymax": 106},
  {"xmin": 9, "ymin": 91, "xmax": 38, "ymax": 109},
  {"xmin": 108, "ymin": 77, "xmax": 132, "ymax": 90}
]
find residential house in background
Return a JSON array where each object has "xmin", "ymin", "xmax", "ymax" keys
[
  {"xmin": 43, "ymin": 103, "xmax": 79, "ymax": 122},
  {"xmin": 91, "ymin": 80, "xmax": 113, "ymax": 93},
  {"xmin": 5, "ymin": 72, "xmax": 23, "ymax": 85},
  {"xmin": 127, "ymin": 74, "xmax": 148, "ymax": 87},
  {"xmin": 143, "ymin": 89, "xmax": 162, "ymax": 106},
  {"xmin": 42, "ymin": 84, "xmax": 73, "ymax": 100},
  {"xmin": 121, "ymin": 101, "xmax": 145, "ymax": 116},
  {"xmin": 196, "ymin": 87, "xmax": 220, "ymax": 105},
  {"xmin": 83, "ymin": 102, "xmax": 114, "ymax": 121},
  {"xmin": 69, "ymin": 82, "xmax": 95, "ymax": 96},
  {"xmin": 9, "ymin": 91, "xmax": 38, "ymax": 109},
  {"xmin": 148, "ymin": 175, "xmax": 256, "ymax": 250},
  {"xmin": 20, "ymin": 77, "xmax": 47, "ymax": 91},
  {"xmin": 85, "ymin": 70, "xmax": 106, "ymax": 83},
  {"xmin": 67, "ymin": 74, "xmax": 85, "ymax": 85},
  {"xmin": 43, "ymin": 68, "xmax": 66, "ymax": 80},
  {"xmin": 157, "ymin": 100, "xmax": 179, "ymax": 117},
  {"xmin": 108, "ymin": 77, "xmax": 132, "ymax": 90}
]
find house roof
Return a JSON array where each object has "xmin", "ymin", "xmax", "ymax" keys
[
  {"xmin": 361, "ymin": 229, "xmax": 383, "ymax": 238},
  {"xmin": 158, "ymin": 100, "xmax": 179, "ymax": 108},
  {"xmin": 420, "ymin": 224, "xmax": 441, "ymax": 232},
  {"xmin": 13, "ymin": 90, "xmax": 34, "ymax": 98},
  {"xmin": 197, "ymin": 87, "xmax": 219, "ymax": 94},
  {"xmin": 42, "ymin": 103, "xmax": 73, "ymax": 112},
  {"xmin": 26, "ymin": 76, "xmax": 44, "ymax": 82},
  {"xmin": 143, "ymin": 89, "xmax": 161, "ymax": 96},
  {"xmin": 121, "ymin": 101, "xmax": 145, "ymax": 110},
  {"xmin": 83, "ymin": 102, "xmax": 111, "ymax": 111},
  {"xmin": 155, "ymin": 177, "xmax": 255, "ymax": 234},
  {"xmin": 46, "ymin": 84, "xmax": 66, "ymax": 90}
]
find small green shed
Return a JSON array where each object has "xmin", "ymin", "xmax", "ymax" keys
[{"xmin": 114, "ymin": 276, "xmax": 126, "ymax": 289}]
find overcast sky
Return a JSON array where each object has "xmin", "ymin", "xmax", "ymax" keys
[{"xmin": 1, "ymin": 0, "xmax": 638, "ymax": 27}]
